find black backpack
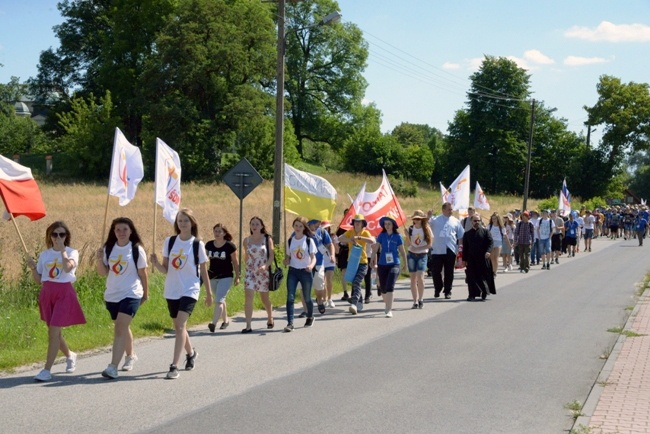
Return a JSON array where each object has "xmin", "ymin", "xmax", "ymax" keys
[
  {"xmin": 167, "ymin": 235, "xmax": 200, "ymax": 278},
  {"xmin": 105, "ymin": 242, "xmax": 141, "ymax": 268}
]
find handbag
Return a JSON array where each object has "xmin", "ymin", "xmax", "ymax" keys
[{"xmin": 266, "ymin": 235, "xmax": 284, "ymax": 291}]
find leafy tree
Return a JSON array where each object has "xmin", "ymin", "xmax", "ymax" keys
[
  {"xmin": 584, "ymin": 75, "xmax": 650, "ymax": 179},
  {"xmin": 56, "ymin": 91, "xmax": 121, "ymax": 178},
  {"xmin": 0, "ymin": 78, "xmax": 49, "ymax": 155},
  {"xmin": 285, "ymin": 0, "xmax": 369, "ymax": 157}
]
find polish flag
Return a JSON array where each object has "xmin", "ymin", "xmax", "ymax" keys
[{"xmin": 0, "ymin": 155, "xmax": 46, "ymax": 221}]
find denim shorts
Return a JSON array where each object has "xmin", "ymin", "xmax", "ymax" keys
[
  {"xmin": 538, "ymin": 238, "xmax": 551, "ymax": 255},
  {"xmin": 407, "ymin": 252, "xmax": 428, "ymax": 273}
]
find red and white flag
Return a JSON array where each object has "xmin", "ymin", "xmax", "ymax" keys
[
  {"xmin": 155, "ymin": 138, "xmax": 181, "ymax": 224},
  {"xmin": 473, "ymin": 181, "xmax": 490, "ymax": 210},
  {"xmin": 340, "ymin": 171, "xmax": 407, "ymax": 236},
  {"xmin": 0, "ymin": 154, "xmax": 46, "ymax": 221},
  {"xmin": 108, "ymin": 128, "xmax": 144, "ymax": 206}
]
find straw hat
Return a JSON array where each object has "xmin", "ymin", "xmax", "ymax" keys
[
  {"xmin": 410, "ymin": 210, "xmax": 426, "ymax": 220},
  {"xmin": 379, "ymin": 214, "xmax": 399, "ymax": 229}
]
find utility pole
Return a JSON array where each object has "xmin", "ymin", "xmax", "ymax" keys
[
  {"xmin": 522, "ymin": 99, "xmax": 536, "ymax": 211},
  {"xmin": 272, "ymin": 0, "xmax": 286, "ymax": 245}
]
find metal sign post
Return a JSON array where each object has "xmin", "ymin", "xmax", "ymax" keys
[{"xmin": 222, "ymin": 158, "xmax": 264, "ymax": 271}]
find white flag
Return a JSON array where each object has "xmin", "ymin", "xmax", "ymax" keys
[
  {"xmin": 473, "ymin": 181, "xmax": 490, "ymax": 210},
  {"xmin": 155, "ymin": 138, "xmax": 182, "ymax": 224},
  {"xmin": 108, "ymin": 128, "xmax": 144, "ymax": 206},
  {"xmin": 448, "ymin": 165, "xmax": 470, "ymax": 211},
  {"xmin": 440, "ymin": 182, "xmax": 450, "ymax": 205},
  {"xmin": 558, "ymin": 178, "xmax": 571, "ymax": 216}
]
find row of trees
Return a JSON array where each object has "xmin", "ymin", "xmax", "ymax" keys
[{"xmin": 1, "ymin": 0, "xmax": 648, "ymax": 201}]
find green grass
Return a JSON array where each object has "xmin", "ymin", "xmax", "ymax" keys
[
  {"xmin": 0, "ymin": 264, "xmax": 354, "ymax": 371},
  {"xmin": 607, "ymin": 326, "xmax": 646, "ymax": 338},
  {"xmin": 564, "ymin": 400, "xmax": 584, "ymax": 421}
]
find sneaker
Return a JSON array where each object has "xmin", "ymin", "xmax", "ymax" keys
[
  {"xmin": 508, "ymin": 264, "xmax": 513, "ymax": 271},
  {"xmin": 555, "ymin": 258, "xmax": 559, "ymax": 264},
  {"xmin": 208, "ymin": 323, "xmax": 216, "ymax": 333},
  {"xmin": 411, "ymin": 303, "xmax": 418, "ymax": 309},
  {"xmin": 185, "ymin": 349, "xmax": 197, "ymax": 371},
  {"xmin": 34, "ymin": 369, "xmax": 52, "ymax": 382},
  {"xmin": 122, "ymin": 355, "xmax": 137, "ymax": 371},
  {"xmin": 328, "ymin": 299, "xmax": 335, "ymax": 308},
  {"xmin": 349, "ymin": 304, "xmax": 357, "ymax": 315},
  {"xmin": 418, "ymin": 300, "xmax": 424, "ymax": 309},
  {"xmin": 364, "ymin": 295, "xmax": 371, "ymax": 304},
  {"xmin": 298, "ymin": 312, "xmax": 307, "ymax": 318},
  {"xmin": 305, "ymin": 317, "xmax": 314, "ymax": 328},
  {"xmin": 385, "ymin": 311, "xmax": 393, "ymax": 318},
  {"xmin": 65, "ymin": 352, "xmax": 77, "ymax": 373},
  {"xmin": 102, "ymin": 364, "xmax": 119, "ymax": 379},
  {"xmin": 541, "ymin": 264, "xmax": 547, "ymax": 270},
  {"xmin": 318, "ymin": 303, "xmax": 326, "ymax": 314},
  {"xmin": 546, "ymin": 263, "xmax": 551, "ymax": 270},
  {"xmin": 357, "ymin": 301, "xmax": 364, "ymax": 312},
  {"xmin": 444, "ymin": 294, "xmax": 451, "ymax": 299},
  {"xmin": 341, "ymin": 293, "xmax": 349, "ymax": 301},
  {"xmin": 166, "ymin": 364, "xmax": 179, "ymax": 379},
  {"xmin": 284, "ymin": 324, "xmax": 294, "ymax": 332}
]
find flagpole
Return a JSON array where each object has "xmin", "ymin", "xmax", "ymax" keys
[
  {"xmin": 9, "ymin": 213, "xmax": 29, "ymax": 256},
  {"xmin": 101, "ymin": 192, "xmax": 111, "ymax": 245},
  {"xmin": 102, "ymin": 128, "xmax": 119, "ymax": 245},
  {"xmin": 152, "ymin": 142, "xmax": 159, "ymax": 272}
]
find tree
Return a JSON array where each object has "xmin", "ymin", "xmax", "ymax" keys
[
  {"xmin": 0, "ymin": 78, "xmax": 49, "ymax": 156},
  {"xmin": 140, "ymin": 0, "xmax": 279, "ymax": 179},
  {"xmin": 285, "ymin": 0, "xmax": 369, "ymax": 157},
  {"xmin": 584, "ymin": 75, "xmax": 650, "ymax": 179}
]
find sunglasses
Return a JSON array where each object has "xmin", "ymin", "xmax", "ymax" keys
[{"xmin": 51, "ymin": 232, "xmax": 67, "ymax": 238}]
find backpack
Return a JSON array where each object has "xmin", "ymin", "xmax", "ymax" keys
[
  {"xmin": 105, "ymin": 242, "xmax": 141, "ymax": 269},
  {"xmin": 288, "ymin": 233, "xmax": 315, "ymax": 255},
  {"xmin": 167, "ymin": 235, "xmax": 200, "ymax": 278}
]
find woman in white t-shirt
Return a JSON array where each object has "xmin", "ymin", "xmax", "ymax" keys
[
  {"xmin": 27, "ymin": 221, "xmax": 86, "ymax": 382},
  {"xmin": 405, "ymin": 210, "xmax": 433, "ymax": 309},
  {"xmin": 282, "ymin": 216, "xmax": 316, "ymax": 332},
  {"xmin": 151, "ymin": 208, "xmax": 212, "ymax": 380},
  {"xmin": 488, "ymin": 213, "xmax": 509, "ymax": 276},
  {"xmin": 96, "ymin": 217, "xmax": 149, "ymax": 380}
]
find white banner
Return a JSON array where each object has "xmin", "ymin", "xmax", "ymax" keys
[
  {"xmin": 108, "ymin": 128, "xmax": 144, "ymax": 206},
  {"xmin": 155, "ymin": 138, "xmax": 182, "ymax": 224},
  {"xmin": 448, "ymin": 165, "xmax": 470, "ymax": 211},
  {"xmin": 473, "ymin": 181, "xmax": 490, "ymax": 210}
]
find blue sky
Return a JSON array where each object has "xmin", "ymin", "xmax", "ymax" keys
[{"xmin": 1, "ymin": 0, "xmax": 649, "ymax": 143}]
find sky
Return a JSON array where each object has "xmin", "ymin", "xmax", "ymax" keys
[{"xmin": 1, "ymin": 0, "xmax": 649, "ymax": 145}]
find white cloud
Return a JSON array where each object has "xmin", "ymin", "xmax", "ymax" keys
[
  {"xmin": 442, "ymin": 62, "xmax": 460, "ymax": 70},
  {"xmin": 565, "ymin": 21, "xmax": 650, "ymax": 42},
  {"xmin": 563, "ymin": 55, "xmax": 612, "ymax": 66},
  {"xmin": 523, "ymin": 49, "xmax": 555, "ymax": 65},
  {"xmin": 467, "ymin": 57, "xmax": 483, "ymax": 71}
]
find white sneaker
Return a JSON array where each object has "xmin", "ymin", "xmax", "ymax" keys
[
  {"xmin": 34, "ymin": 369, "xmax": 52, "ymax": 382},
  {"xmin": 508, "ymin": 264, "xmax": 513, "ymax": 271},
  {"xmin": 102, "ymin": 364, "xmax": 118, "ymax": 379},
  {"xmin": 122, "ymin": 354, "xmax": 138, "ymax": 371},
  {"xmin": 385, "ymin": 311, "xmax": 393, "ymax": 318},
  {"xmin": 349, "ymin": 304, "xmax": 357, "ymax": 315},
  {"xmin": 65, "ymin": 352, "xmax": 77, "ymax": 373},
  {"xmin": 357, "ymin": 301, "xmax": 364, "ymax": 312},
  {"xmin": 328, "ymin": 300, "xmax": 335, "ymax": 308}
]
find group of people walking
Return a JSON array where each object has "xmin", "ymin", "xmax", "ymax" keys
[{"xmin": 30, "ymin": 201, "xmax": 643, "ymax": 382}]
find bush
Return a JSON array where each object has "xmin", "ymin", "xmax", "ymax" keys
[
  {"xmin": 582, "ymin": 196, "xmax": 607, "ymax": 211},
  {"xmin": 536, "ymin": 197, "xmax": 557, "ymax": 212},
  {"xmin": 389, "ymin": 176, "xmax": 418, "ymax": 198}
]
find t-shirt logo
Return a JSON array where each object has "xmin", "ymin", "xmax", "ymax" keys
[
  {"xmin": 171, "ymin": 249, "xmax": 188, "ymax": 270},
  {"xmin": 295, "ymin": 246, "xmax": 305, "ymax": 260},
  {"xmin": 210, "ymin": 251, "xmax": 227, "ymax": 260},
  {"xmin": 414, "ymin": 235, "xmax": 422, "ymax": 246},
  {"xmin": 110, "ymin": 254, "xmax": 128, "ymax": 275},
  {"xmin": 47, "ymin": 258, "xmax": 61, "ymax": 279}
]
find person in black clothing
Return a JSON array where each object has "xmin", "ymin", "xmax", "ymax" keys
[
  {"xmin": 335, "ymin": 209, "xmax": 350, "ymax": 300},
  {"xmin": 462, "ymin": 215, "xmax": 496, "ymax": 301},
  {"xmin": 205, "ymin": 223, "xmax": 240, "ymax": 332}
]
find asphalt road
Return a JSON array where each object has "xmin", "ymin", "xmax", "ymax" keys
[{"xmin": 1, "ymin": 236, "xmax": 646, "ymax": 433}]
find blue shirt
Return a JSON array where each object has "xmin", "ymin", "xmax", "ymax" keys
[
  {"xmin": 312, "ymin": 227, "xmax": 332, "ymax": 266},
  {"xmin": 429, "ymin": 215, "xmax": 464, "ymax": 255},
  {"xmin": 636, "ymin": 218, "xmax": 648, "ymax": 232},
  {"xmin": 565, "ymin": 220, "xmax": 579, "ymax": 238},
  {"xmin": 376, "ymin": 232, "xmax": 403, "ymax": 266}
]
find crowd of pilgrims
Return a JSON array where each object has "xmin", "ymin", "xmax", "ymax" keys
[{"xmin": 26, "ymin": 203, "xmax": 649, "ymax": 381}]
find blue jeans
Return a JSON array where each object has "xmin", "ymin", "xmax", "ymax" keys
[
  {"xmin": 531, "ymin": 239, "xmax": 539, "ymax": 264},
  {"xmin": 350, "ymin": 264, "xmax": 368, "ymax": 305},
  {"xmin": 286, "ymin": 267, "xmax": 314, "ymax": 324}
]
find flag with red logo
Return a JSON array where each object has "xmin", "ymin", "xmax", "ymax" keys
[
  {"xmin": 473, "ymin": 181, "xmax": 490, "ymax": 210},
  {"xmin": 340, "ymin": 171, "xmax": 406, "ymax": 236},
  {"xmin": 448, "ymin": 165, "xmax": 470, "ymax": 211},
  {"xmin": 155, "ymin": 138, "xmax": 182, "ymax": 224},
  {"xmin": 0, "ymin": 155, "xmax": 46, "ymax": 221},
  {"xmin": 108, "ymin": 128, "xmax": 144, "ymax": 206}
]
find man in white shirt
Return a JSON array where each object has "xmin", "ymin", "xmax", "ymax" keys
[
  {"xmin": 428, "ymin": 202, "xmax": 464, "ymax": 299},
  {"xmin": 583, "ymin": 210, "xmax": 596, "ymax": 252},
  {"xmin": 529, "ymin": 210, "xmax": 540, "ymax": 266}
]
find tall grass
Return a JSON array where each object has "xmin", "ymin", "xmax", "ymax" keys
[{"xmin": 0, "ymin": 174, "xmax": 541, "ymax": 370}]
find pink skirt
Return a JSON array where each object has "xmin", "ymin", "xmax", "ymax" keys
[{"xmin": 39, "ymin": 281, "xmax": 86, "ymax": 327}]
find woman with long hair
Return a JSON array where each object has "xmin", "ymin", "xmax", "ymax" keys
[
  {"xmin": 151, "ymin": 208, "xmax": 212, "ymax": 379},
  {"xmin": 27, "ymin": 221, "xmax": 86, "ymax": 382},
  {"xmin": 241, "ymin": 216, "xmax": 274, "ymax": 333},
  {"xmin": 370, "ymin": 214, "xmax": 407, "ymax": 317},
  {"xmin": 282, "ymin": 216, "xmax": 317, "ymax": 332},
  {"xmin": 96, "ymin": 217, "xmax": 149, "ymax": 379},
  {"xmin": 405, "ymin": 210, "xmax": 433, "ymax": 309},
  {"xmin": 205, "ymin": 223, "xmax": 240, "ymax": 332},
  {"xmin": 488, "ymin": 213, "xmax": 509, "ymax": 276},
  {"xmin": 501, "ymin": 213, "xmax": 516, "ymax": 272}
]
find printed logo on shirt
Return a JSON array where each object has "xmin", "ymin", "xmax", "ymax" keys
[
  {"xmin": 170, "ymin": 249, "xmax": 188, "ymax": 270},
  {"xmin": 414, "ymin": 235, "xmax": 422, "ymax": 246},
  {"xmin": 294, "ymin": 245, "xmax": 305, "ymax": 260},
  {"xmin": 209, "ymin": 251, "xmax": 227, "ymax": 260},
  {"xmin": 109, "ymin": 254, "xmax": 129, "ymax": 275},
  {"xmin": 47, "ymin": 258, "xmax": 61, "ymax": 279}
]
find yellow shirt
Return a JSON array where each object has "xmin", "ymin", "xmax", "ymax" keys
[{"xmin": 344, "ymin": 229, "xmax": 372, "ymax": 264}]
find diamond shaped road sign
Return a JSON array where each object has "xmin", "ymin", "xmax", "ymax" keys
[{"xmin": 222, "ymin": 158, "xmax": 264, "ymax": 200}]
